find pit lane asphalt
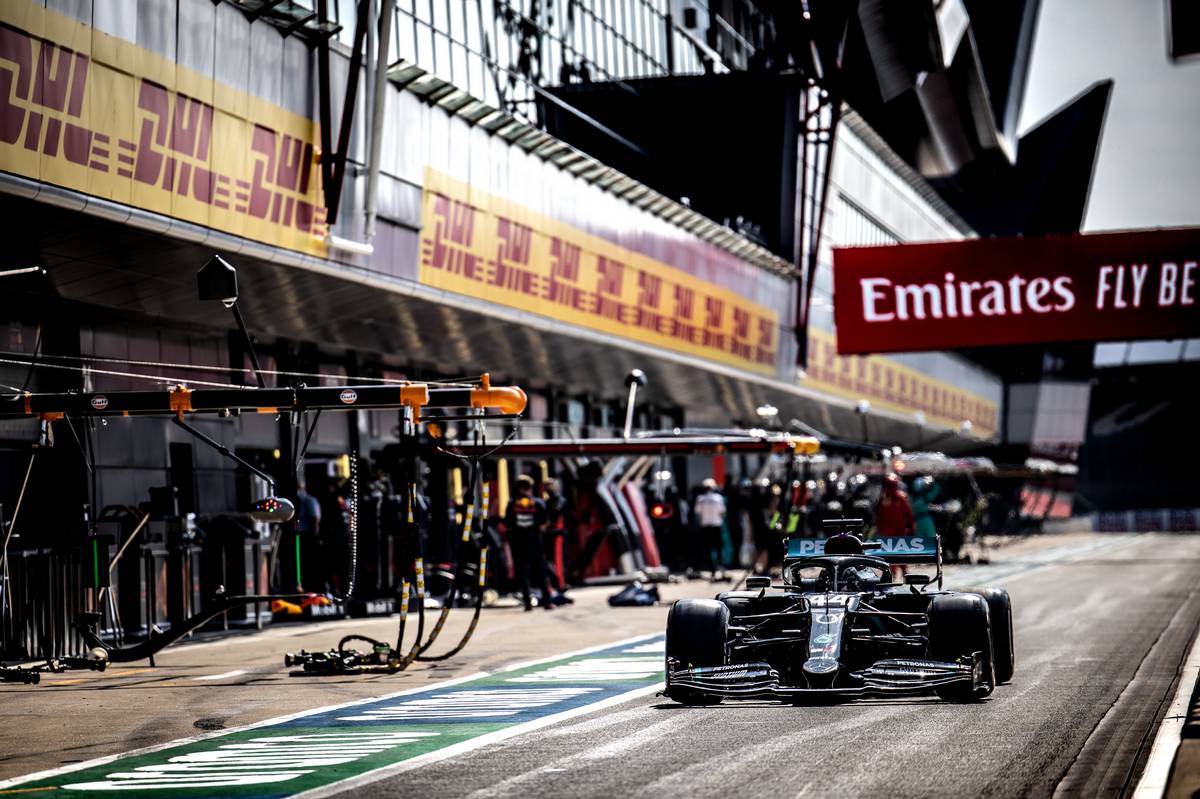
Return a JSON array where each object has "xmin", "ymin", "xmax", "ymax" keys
[{"xmin": 329, "ymin": 533, "xmax": 1200, "ymax": 799}]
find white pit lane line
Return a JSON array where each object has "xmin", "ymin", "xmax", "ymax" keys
[
  {"xmin": 0, "ymin": 632, "xmax": 663, "ymax": 795},
  {"xmin": 942, "ymin": 533, "xmax": 1140, "ymax": 588},
  {"xmin": 1132, "ymin": 617, "xmax": 1200, "ymax": 798},
  {"xmin": 191, "ymin": 669, "xmax": 249, "ymax": 681},
  {"xmin": 289, "ymin": 682, "xmax": 668, "ymax": 799}
]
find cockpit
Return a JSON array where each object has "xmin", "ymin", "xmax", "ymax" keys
[{"xmin": 786, "ymin": 557, "xmax": 890, "ymax": 593}]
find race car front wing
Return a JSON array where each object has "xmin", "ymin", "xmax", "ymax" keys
[{"xmin": 666, "ymin": 655, "xmax": 986, "ymax": 700}]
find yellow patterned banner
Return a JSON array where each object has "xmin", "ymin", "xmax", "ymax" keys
[
  {"xmin": 418, "ymin": 169, "xmax": 780, "ymax": 375},
  {"xmin": 0, "ymin": 2, "xmax": 327, "ymax": 256},
  {"xmin": 805, "ymin": 327, "xmax": 999, "ymax": 437}
]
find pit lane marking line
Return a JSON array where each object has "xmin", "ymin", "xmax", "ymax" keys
[
  {"xmin": 494, "ymin": 631, "xmax": 661, "ymax": 673},
  {"xmin": 0, "ymin": 671, "xmax": 486, "ymax": 791},
  {"xmin": 1131, "ymin": 603, "xmax": 1200, "ymax": 798},
  {"xmin": 0, "ymin": 787, "xmax": 62, "ymax": 795},
  {"xmin": 288, "ymin": 682, "xmax": 667, "ymax": 799},
  {"xmin": 103, "ymin": 667, "xmax": 158, "ymax": 679},
  {"xmin": 0, "ymin": 632, "xmax": 661, "ymax": 791},
  {"xmin": 191, "ymin": 669, "xmax": 248, "ymax": 681},
  {"xmin": 335, "ymin": 687, "xmax": 603, "ymax": 721},
  {"xmin": 623, "ymin": 640, "xmax": 666, "ymax": 654},
  {"xmin": 32, "ymin": 667, "xmax": 158, "ymax": 687},
  {"xmin": 505, "ymin": 656, "xmax": 664, "ymax": 682},
  {"xmin": 944, "ymin": 533, "xmax": 1140, "ymax": 588}
]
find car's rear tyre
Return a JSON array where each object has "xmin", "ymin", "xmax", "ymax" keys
[
  {"xmin": 972, "ymin": 588, "xmax": 1014, "ymax": 684},
  {"xmin": 928, "ymin": 593, "xmax": 994, "ymax": 701},
  {"xmin": 665, "ymin": 599, "xmax": 729, "ymax": 705}
]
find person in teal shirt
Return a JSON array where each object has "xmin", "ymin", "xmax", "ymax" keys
[{"xmin": 908, "ymin": 475, "xmax": 941, "ymax": 541}]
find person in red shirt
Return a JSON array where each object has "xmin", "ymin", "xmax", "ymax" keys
[{"xmin": 874, "ymin": 474, "xmax": 916, "ymax": 581}]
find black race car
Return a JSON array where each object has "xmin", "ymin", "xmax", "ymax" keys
[{"xmin": 664, "ymin": 519, "xmax": 1013, "ymax": 703}]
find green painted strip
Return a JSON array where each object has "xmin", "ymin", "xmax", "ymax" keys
[
  {"xmin": 1, "ymin": 634, "xmax": 667, "ymax": 799},
  {"xmin": 294, "ymin": 534, "xmax": 302, "ymax": 588}
]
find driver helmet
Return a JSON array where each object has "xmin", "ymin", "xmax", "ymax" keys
[
  {"xmin": 840, "ymin": 566, "xmax": 877, "ymax": 592},
  {"xmin": 823, "ymin": 534, "xmax": 864, "ymax": 555}
]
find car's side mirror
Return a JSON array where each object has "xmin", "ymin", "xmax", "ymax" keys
[
  {"xmin": 904, "ymin": 574, "xmax": 932, "ymax": 585},
  {"xmin": 746, "ymin": 576, "xmax": 771, "ymax": 590}
]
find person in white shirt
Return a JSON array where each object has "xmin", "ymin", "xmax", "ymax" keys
[{"xmin": 694, "ymin": 478, "xmax": 728, "ymax": 582}]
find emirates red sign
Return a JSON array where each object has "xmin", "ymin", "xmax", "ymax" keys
[{"xmin": 831, "ymin": 228, "xmax": 1200, "ymax": 354}]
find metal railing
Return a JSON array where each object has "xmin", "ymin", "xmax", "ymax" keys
[{"xmin": 1, "ymin": 546, "xmax": 91, "ymax": 661}]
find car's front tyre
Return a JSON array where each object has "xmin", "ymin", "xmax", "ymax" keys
[
  {"xmin": 928, "ymin": 593, "xmax": 995, "ymax": 701},
  {"xmin": 971, "ymin": 588, "xmax": 1014, "ymax": 684},
  {"xmin": 665, "ymin": 599, "xmax": 729, "ymax": 705}
]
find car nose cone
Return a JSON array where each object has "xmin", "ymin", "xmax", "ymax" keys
[{"xmin": 803, "ymin": 657, "xmax": 839, "ymax": 675}]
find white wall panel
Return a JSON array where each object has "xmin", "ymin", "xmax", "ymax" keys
[
  {"xmin": 178, "ymin": 0, "xmax": 216, "ymax": 78},
  {"xmin": 214, "ymin": 3, "xmax": 252, "ymax": 104},
  {"xmin": 93, "ymin": 0, "xmax": 136, "ymax": 41},
  {"xmin": 136, "ymin": 0, "xmax": 176, "ymax": 59},
  {"xmin": 249, "ymin": 21, "xmax": 284, "ymax": 109},
  {"xmin": 280, "ymin": 35, "xmax": 312, "ymax": 117},
  {"xmin": 46, "ymin": 0, "xmax": 91, "ymax": 24}
]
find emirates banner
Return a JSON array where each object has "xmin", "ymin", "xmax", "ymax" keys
[{"xmin": 832, "ymin": 228, "xmax": 1200, "ymax": 354}]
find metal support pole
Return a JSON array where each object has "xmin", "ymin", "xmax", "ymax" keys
[
  {"xmin": 171, "ymin": 417, "xmax": 276, "ymax": 493},
  {"xmin": 365, "ymin": 0, "xmax": 395, "ymax": 239},
  {"xmin": 317, "ymin": 0, "xmax": 335, "ymax": 209},
  {"xmin": 0, "ymin": 451, "xmax": 35, "ymax": 577},
  {"xmin": 799, "ymin": 99, "xmax": 843, "ymax": 365},
  {"xmin": 326, "ymin": 0, "xmax": 371, "ymax": 225},
  {"xmin": 622, "ymin": 369, "xmax": 646, "ymax": 440},
  {"xmin": 665, "ymin": 12, "xmax": 675, "ymax": 75},
  {"xmin": 794, "ymin": 7, "xmax": 854, "ymax": 366},
  {"xmin": 622, "ymin": 383, "xmax": 639, "ymax": 440},
  {"xmin": 229, "ymin": 301, "xmax": 266, "ymax": 388}
]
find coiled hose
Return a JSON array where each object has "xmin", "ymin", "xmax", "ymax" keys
[{"xmin": 418, "ymin": 471, "xmax": 488, "ymax": 661}]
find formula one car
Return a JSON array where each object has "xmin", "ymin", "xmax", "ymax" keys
[{"xmin": 664, "ymin": 519, "xmax": 1014, "ymax": 703}]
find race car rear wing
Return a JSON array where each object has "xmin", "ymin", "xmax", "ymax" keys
[
  {"xmin": 784, "ymin": 534, "xmax": 944, "ymax": 588},
  {"xmin": 785, "ymin": 535, "xmax": 942, "ymax": 565}
]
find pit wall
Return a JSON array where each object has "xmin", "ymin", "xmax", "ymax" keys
[{"xmin": 1043, "ymin": 511, "xmax": 1200, "ymax": 534}]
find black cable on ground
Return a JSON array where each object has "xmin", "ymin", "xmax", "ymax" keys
[
  {"xmin": 416, "ymin": 547, "xmax": 487, "ymax": 662},
  {"xmin": 286, "ymin": 410, "xmax": 507, "ymax": 675},
  {"xmin": 417, "ymin": 459, "xmax": 477, "ymax": 655},
  {"xmin": 338, "ymin": 634, "xmax": 387, "ymax": 654},
  {"xmin": 392, "ymin": 483, "xmax": 427, "ymax": 670},
  {"xmin": 418, "ymin": 463, "xmax": 488, "ymax": 661}
]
